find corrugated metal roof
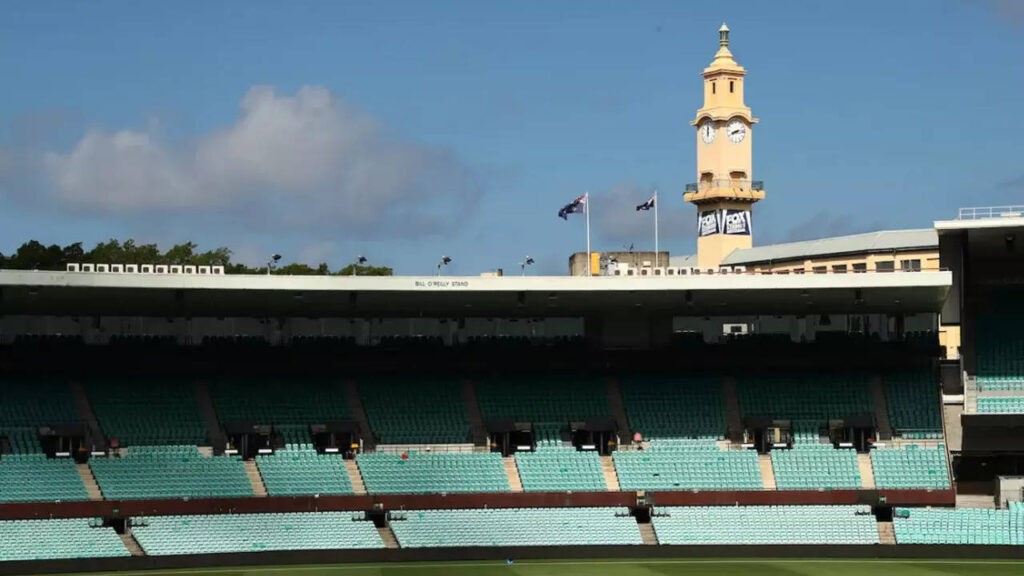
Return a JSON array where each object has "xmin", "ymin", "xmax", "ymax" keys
[
  {"xmin": 721, "ymin": 228, "xmax": 938, "ymax": 265},
  {"xmin": 668, "ymin": 254, "xmax": 698, "ymax": 268}
]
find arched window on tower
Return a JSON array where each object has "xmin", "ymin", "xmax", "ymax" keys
[{"xmin": 730, "ymin": 80, "xmax": 734, "ymax": 93}]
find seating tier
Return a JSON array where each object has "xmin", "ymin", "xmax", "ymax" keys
[
  {"xmin": 870, "ymin": 445, "xmax": 949, "ymax": 489},
  {"xmin": 210, "ymin": 378, "xmax": 351, "ymax": 445},
  {"xmin": 390, "ymin": 507, "xmax": 642, "ymax": 547},
  {"xmin": 621, "ymin": 375, "xmax": 725, "ymax": 441},
  {"xmin": 653, "ymin": 505, "xmax": 879, "ymax": 544},
  {"xmin": 359, "ymin": 378, "xmax": 468, "ymax": 444},
  {"xmin": 884, "ymin": 371, "xmax": 943, "ymax": 439},
  {"xmin": 0, "ymin": 377, "xmax": 79, "ymax": 454},
  {"xmin": 771, "ymin": 445, "xmax": 861, "ymax": 490},
  {"xmin": 89, "ymin": 445, "xmax": 251, "ymax": 500},
  {"xmin": 0, "ymin": 518, "xmax": 127, "ymax": 561},
  {"xmin": 893, "ymin": 507, "xmax": 1013, "ymax": 545},
  {"xmin": 87, "ymin": 378, "xmax": 206, "ymax": 446},
  {"xmin": 475, "ymin": 376, "xmax": 611, "ymax": 427},
  {"xmin": 514, "ymin": 448, "xmax": 606, "ymax": 492},
  {"xmin": 613, "ymin": 442, "xmax": 761, "ymax": 491},
  {"xmin": 256, "ymin": 445, "xmax": 353, "ymax": 496},
  {"xmin": 0, "ymin": 454, "xmax": 88, "ymax": 502},
  {"xmin": 356, "ymin": 452, "xmax": 508, "ymax": 494},
  {"xmin": 132, "ymin": 512, "xmax": 383, "ymax": 555}
]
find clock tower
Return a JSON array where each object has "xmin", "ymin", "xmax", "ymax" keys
[{"xmin": 684, "ymin": 24, "xmax": 765, "ymax": 269}]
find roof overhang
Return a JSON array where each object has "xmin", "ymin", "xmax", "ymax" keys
[
  {"xmin": 935, "ymin": 217, "xmax": 1024, "ymax": 234},
  {"xmin": 0, "ymin": 270, "xmax": 952, "ymax": 318}
]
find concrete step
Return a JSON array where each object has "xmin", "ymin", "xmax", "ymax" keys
[
  {"xmin": 69, "ymin": 380, "xmax": 105, "ymax": 449},
  {"xmin": 606, "ymin": 376, "xmax": 631, "ymax": 440},
  {"xmin": 503, "ymin": 456, "xmax": 523, "ymax": 492},
  {"xmin": 461, "ymin": 380, "xmax": 487, "ymax": 446},
  {"xmin": 872, "ymin": 374, "xmax": 893, "ymax": 440},
  {"xmin": 857, "ymin": 453, "xmax": 876, "ymax": 489},
  {"xmin": 243, "ymin": 460, "xmax": 268, "ymax": 497},
  {"xmin": 345, "ymin": 460, "xmax": 367, "ymax": 495},
  {"xmin": 943, "ymin": 404, "xmax": 963, "ymax": 452},
  {"xmin": 722, "ymin": 376, "xmax": 743, "ymax": 443},
  {"xmin": 119, "ymin": 532, "xmax": 145, "ymax": 556},
  {"xmin": 638, "ymin": 522, "xmax": 658, "ymax": 545},
  {"xmin": 194, "ymin": 381, "xmax": 225, "ymax": 449},
  {"xmin": 757, "ymin": 453, "xmax": 776, "ymax": 490},
  {"xmin": 957, "ymin": 493, "xmax": 997, "ymax": 509},
  {"xmin": 877, "ymin": 521, "xmax": 896, "ymax": 545},
  {"xmin": 77, "ymin": 463, "xmax": 103, "ymax": 501},
  {"xmin": 344, "ymin": 380, "xmax": 376, "ymax": 451},
  {"xmin": 600, "ymin": 455, "xmax": 620, "ymax": 491},
  {"xmin": 377, "ymin": 525, "xmax": 399, "ymax": 549}
]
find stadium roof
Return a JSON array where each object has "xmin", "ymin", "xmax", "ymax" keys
[
  {"xmin": 720, "ymin": 229, "xmax": 937, "ymax": 266},
  {"xmin": 0, "ymin": 269, "xmax": 951, "ymax": 317}
]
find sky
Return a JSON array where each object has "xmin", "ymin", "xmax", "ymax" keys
[{"xmin": 1, "ymin": 1, "xmax": 1023, "ymax": 276}]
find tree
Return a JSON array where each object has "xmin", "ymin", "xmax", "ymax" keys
[{"xmin": 335, "ymin": 264, "xmax": 393, "ymax": 276}]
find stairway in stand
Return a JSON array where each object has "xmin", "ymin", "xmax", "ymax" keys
[
  {"xmin": 377, "ymin": 525, "xmax": 399, "ymax": 549},
  {"xmin": 758, "ymin": 454, "xmax": 776, "ymax": 489},
  {"xmin": 857, "ymin": 453, "xmax": 876, "ymax": 489},
  {"xmin": 194, "ymin": 381, "xmax": 226, "ymax": 449},
  {"xmin": 871, "ymin": 374, "xmax": 894, "ymax": 440},
  {"xmin": 344, "ymin": 380, "xmax": 376, "ymax": 451},
  {"xmin": 461, "ymin": 380, "xmax": 487, "ymax": 446},
  {"xmin": 503, "ymin": 456, "xmax": 523, "ymax": 492},
  {"xmin": 243, "ymin": 460, "xmax": 268, "ymax": 497},
  {"xmin": 345, "ymin": 460, "xmax": 367, "ymax": 495},
  {"xmin": 877, "ymin": 521, "xmax": 896, "ymax": 545},
  {"xmin": 600, "ymin": 455, "xmax": 620, "ymax": 491},
  {"xmin": 68, "ymin": 380, "xmax": 105, "ymax": 449},
  {"xmin": 606, "ymin": 376, "xmax": 631, "ymax": 440},
  {"xmin": 722, "ymin": 376, "xmax": 743, "ymax": 443},
  {"xmin": 637, "ymin": 522, "xmax": 658, "ymax": 545},
  {"xmin": 119, "ymin": 532, "xmax": 145, "ymax": 556},
  {"xmin": 77, "ymin": 463, "xmax": 103, "ymax": 501}
]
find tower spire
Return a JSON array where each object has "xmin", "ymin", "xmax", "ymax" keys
[{"xmin": 719, "ymin": 23, "xmax": 730, "ymax": 47}]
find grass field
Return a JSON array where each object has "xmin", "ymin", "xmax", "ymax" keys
[{"xmin": 51, "ymin": 559, "xmax": 1024, "ymax": 576}]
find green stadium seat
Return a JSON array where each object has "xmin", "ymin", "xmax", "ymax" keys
[
  {"xmin": 514, "ymin": 447, "xmax": 605, "ymax": 492},
  {"xmin": 359, "ymin": 377, "xmax": 468, "ymax": 444},
  {"xmin": 0, "ymin": 454, "xmax": 89, "ymax": 502},
  {"xmin": 256, "ymin": 445, "xmax": 353, "ymax": 496},
  {"xmin": 870, "ymin": 445, "xmax": 950, "ymax": 489},
  {"xmin": 87, "ymin": 377, "xmax": 206, "ymax": 446},
  {"xmin": 89, "ymin": 445, "xmax": 251, "ymax": 500},
  {"xmin": 621, "ymin": 375, "xmax": 725, "ymax": 441},
  {"xmin": 885, "ymin": 371, "xmax": 943, "ymax": 439},
  {"xmin": 653, "ymin": 505, "xmax": 878, "ymax": 544},
  {"xmin": 0, "ymin": 518, "xmax": 128, "ymax": 561},
  {"xmin": 613, "ymin": 441, "xmax": 760, "ymax": 491},
  {"xmin": 355, "ymin": 452, "xmax": 508, "ymax": 494}
]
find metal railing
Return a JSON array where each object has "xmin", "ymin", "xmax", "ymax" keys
[
  {"xmin": 685, "ymin": 179, "xmax": 764, "ymax": 193},
  {"xmin": 957, "ymin": 206, "xmax": 1024, "ymax": 220}
]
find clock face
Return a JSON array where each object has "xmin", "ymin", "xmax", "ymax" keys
[
  {"xmin": 700, "ymin": 121, "xmax": 715, "ymax": 144},
  {"xmin": 727, "ymin": 119, "xmax": 747, "ymax": 143}
]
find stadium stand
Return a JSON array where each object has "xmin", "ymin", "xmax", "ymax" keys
[
  {"xmin": 737, "ymin": 374, "xmax": 874, "ymax": 440},
  {"xmin": 389, "ymin": 507, "xmax": 643, "ymax": 547},
  {"xmin": 89, "ymin": 445, "xmax": 251, "ymax": 500},
  {"xmin": 255, "ymin": 445, "xmax": 354, "ymax": 496},
  {"xmin": 0, "ymin": 518, "xmax": 128, "ymax": 561},
  {"xmin": 893, "ymin": 507, "xmax": 1014, "ymax": 545},
  {"xmin": 0, "ymin": 377, "xmax": 80, "ymax": 454},
  {"xmin": 884, "ymin": 370, "xmax": 943, "ymax": 439},
  {"xmin": 976, "ymin": 290, "xmax": 1024, "ymax": 393},
  {"xmin": 355, "ymin": 451, "xmax": 509, "ymax": 494},
  {"xmin": 620, "ymin": 375, "xmax": 726, "ymax": 440},
  {"xmin": 770, "ymin": 445, "xmax": 861, "ymax": 490},
  {"xmin": 210, "ymin": 378, "xmax": 352, "ymax": 445},
  {"xmin": 359, "ymin": 377, "xmax": 468, "ymax": 444},
  {"xmin": 653, "ymin": 505, "xmax": 879, "ymax": 544},
  {"xmin": 475, "ymin": 375, "xmax": 611, "ymax": 427},
  {"xmin": 0, "ymin": 453, "xmax": 89, "ymax": 502},
  {"xmin": 131, "ymin": 512, "xmax": 383, "ymax": 555},
  {"xmin": 514, "ymin": 447, "xmax": 606, "ymax": 492},
  {"xmin": 86, "ymin": 377, "xmax": 207, "ymax": 446},
  {"xmin": 613, "ymin": 441, "xmax": 761, "ymax": 491},
  {"xmin": 977, "ymin": 397, "xmax": 1024, "ymax": 414},
  {"xmin": 870, "ymin": 445, "xmax": 950, "ymax": 489}
]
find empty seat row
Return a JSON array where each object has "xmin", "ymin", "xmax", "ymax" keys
[
  {"xmin": 771, "ymin": 445, "xmax": 861, "ymax": 490},
  {"xmin": 256, "ymin": 444, "xmax": 353, "ymax": 496},
  {"xmin": 89, "ymin": 445, "xmax": 251, "ymax": 500},
  {"xmin": 0, "ymin": 454, "xmax": 89, "ymax": 502},
  {"xmin": 355, "ymin": 452, "xmax": 508, "ymax": 494},
  {"xmin": 870, "ymin": 445, "xmax": 950, "ymax": 489},
  {"xmin": 621, "ymin": 376, "xmax": 726, "ymax": 441},
  {"xmin": 893, "ymin": 507, "xmax": 1014, "ymax": 545},
  {"xmin": 515, "ymin": 447, "xmax": 606, "ymax": 492},
  {"xmin": 653, "ymin": 505, "xmax": 879, "ymax": 545},
  {"xmin": 0, "ymin": 518, "xmax": 128, "ymax": 561},
  {"xmin": 613, "ymin": 444, "xmax": 761, "ymax": 491}
]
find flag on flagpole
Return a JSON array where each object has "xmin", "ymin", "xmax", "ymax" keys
[
  {"xmin": 635, "ymin": 193, "xmax": 656, "ymax": 211},
  {"xmin": 558, "ymin": 194, "xmax": 587, "ymax": 220}
]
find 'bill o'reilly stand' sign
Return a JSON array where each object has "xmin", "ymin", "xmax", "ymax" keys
[{"xmin": 414, "ymin": 280, "xmax": 470, "ymax": 289}]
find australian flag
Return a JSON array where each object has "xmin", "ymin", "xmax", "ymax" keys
[
  {"xmin": 636, "ymin": 193, "xmax": 656, "ymax": 211},
  {"xmin": 558, "ymin": 194, "xmax": 587, "ymax": 220}
]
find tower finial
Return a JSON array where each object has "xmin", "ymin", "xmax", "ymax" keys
[{"xmin": 719, "ymin": 23, "xmax": 730, "ymax": 47}]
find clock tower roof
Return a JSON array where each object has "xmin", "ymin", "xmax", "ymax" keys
[{"xmin": 704, "ymin": 22, "xmax": 745, "ymax": 77}]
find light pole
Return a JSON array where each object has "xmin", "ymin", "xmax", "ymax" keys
[
  {"xmin": 353, "ymin": 255, "xmax": 367, "ymax": 276},
  {"xmin": 437, "ymin": 256, "xmax": 452, "ymax": 276},
  {"xmin": 520, "ymin": 256, "xmax": 535, "ymax": 276},
  {"xmin": 266, "ymin": 253, "xmax": 281, "ymax": 275}
]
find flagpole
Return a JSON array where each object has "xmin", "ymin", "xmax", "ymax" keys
[
  {"xmin": 654, "ymin": 190, "xmax": 659, "ymax": 268},
  {"xmin": 585, "ymin": 191, "xmax": 591, "ymax": 276}
]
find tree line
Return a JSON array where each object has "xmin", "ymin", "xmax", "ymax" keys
[{"xmin": 0, "ymin": 239, "xmax": 392, "ymax": 276}]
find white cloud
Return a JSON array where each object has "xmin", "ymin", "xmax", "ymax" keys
[{"xmin": 38, "ymin": 85, "xmax": 482, "ymax": 238}]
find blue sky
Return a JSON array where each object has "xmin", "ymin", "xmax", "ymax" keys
[{"xmin": 1, "ymin": 1, "xmax": 1022, "ymax": 275}]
